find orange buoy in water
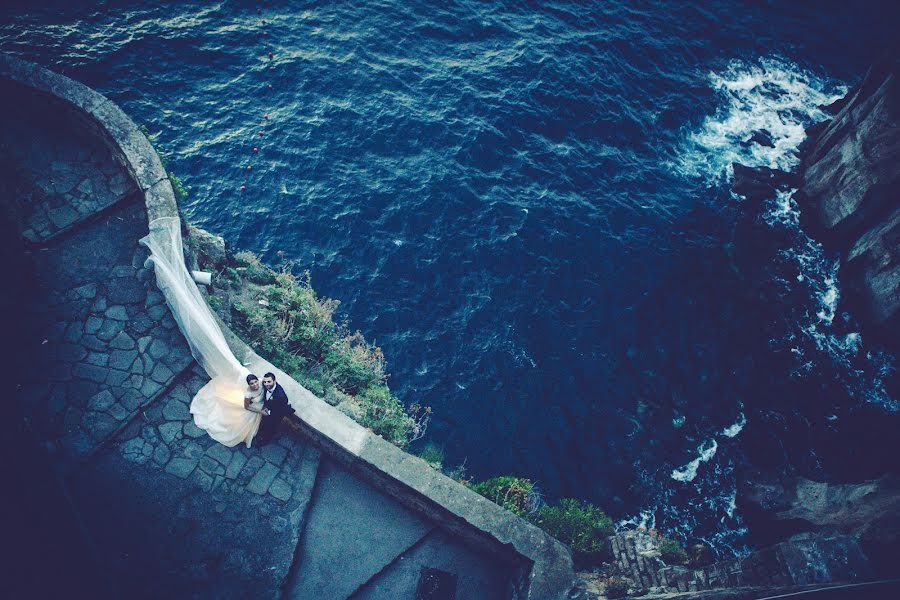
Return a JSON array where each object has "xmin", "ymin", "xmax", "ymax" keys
[{"xmin": 240, "ymin": 185, "xmax": 246, "ymax": 192}]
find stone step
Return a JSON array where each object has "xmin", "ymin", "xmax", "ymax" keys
[{"xmin": 278, "ymin": 438, "xmax": 322, "ymax": 588}]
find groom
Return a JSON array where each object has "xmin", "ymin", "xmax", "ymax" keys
[{"xmin": 255, "ymin": 372, "xmax": 295, "ymax": 446}]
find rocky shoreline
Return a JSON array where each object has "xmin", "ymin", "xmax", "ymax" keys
[
  {"xmin": 568, "ymin": 54, "xmax": 900, "ymax": 598},
  {"xmin": 723, "ymin": 50, "xmax": 900, "ymax": 595},
  {"xmin": 735, "ymin": 51, "xmax": 899, "ymax": 352},
  {"xmin": 798, "ymin": 51, "xmax": 899, "ymax": 350}
]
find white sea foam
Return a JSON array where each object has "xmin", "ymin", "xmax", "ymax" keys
[
  {"xmin": 721, "ymin": 413, "xmax": 746, "ymax": 438},
  {"xmin": 671, "ymin": 439, "xmax": 718, "ymax": 482},
  {"xmin": 617, "ymin": 507, "xmax": 657, "ymax": 532},
  {"xmin": 675, "ymin": 57, "xmax": 846, "ymax": 182}
]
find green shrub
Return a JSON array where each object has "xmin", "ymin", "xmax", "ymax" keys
[
  {"xmin": 299, "ymin": 374, "xmax": 326, "ymax": 398},
  {"xmin": 325, "ymin": 331, "xmax": 385, "ymax": 394},
  {"xmin": 658, "ymin": 536, "xmax": 688, "ymax": 565},
  {"xmin": 234, "ymin": 251, "xmax": 276, "ymax": 284},
  {"xmin": 470, "ymin": 476, "xmax": 538, "ymax": 518},
  {"xmin": 349, "ymin": 385, "xmax": 428, "ymax": 448},
  {"xmin": 531, "ymin": 499, "xmax": 614, "ymax": 568},
  {"xmin": 222, "ymin": 267, "xmax": 243, "ymax": 287},
  {"xmin": 416, "ymin": 442, "xmax": 444, "ymax": 470}
]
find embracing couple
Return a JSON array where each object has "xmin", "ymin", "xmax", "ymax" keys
[
  {"xmin": 241, "ymin": 372, "xmax": 295, "ymax": 447},
  {"xmin": 189, "ymin": 369, "xmax": 296, "ymax": 449}
]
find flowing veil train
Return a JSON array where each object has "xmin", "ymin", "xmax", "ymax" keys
[{"xmin": 140, "ymin": 216, "xmax": 261, "ymax": 447}]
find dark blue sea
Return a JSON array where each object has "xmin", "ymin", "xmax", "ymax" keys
[{"xmin": 4, "ymin": 0, "xmax": 898, "ymax": 554}]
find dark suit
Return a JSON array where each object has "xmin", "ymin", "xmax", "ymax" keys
[{"xmin": 256, "ymin": 382, "xmax": 295, "ymax": 445}]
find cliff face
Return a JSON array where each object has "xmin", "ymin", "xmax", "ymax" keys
[
  {"xmin": 798, "ymin": 53, "xmax": 900, "ymax": 346},
  {"xmin": 740, "ymin": 475, "xmax": 900, "ymax": 578}
]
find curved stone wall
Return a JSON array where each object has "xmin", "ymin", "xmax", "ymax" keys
[{"xmin": 1, "ymin": 54, "xmax": 574, "ymax": 599}]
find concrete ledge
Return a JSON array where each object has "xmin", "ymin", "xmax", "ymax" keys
[{"xmin": 1, "ymin": 54, "xmax": 576, "ymax": 599}]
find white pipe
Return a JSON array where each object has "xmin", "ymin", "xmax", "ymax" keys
[{"xmin": 191, "ymin": 270, "xmax": 212, "ymax": 286}]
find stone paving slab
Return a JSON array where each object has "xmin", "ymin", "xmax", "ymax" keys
[{"xmin": 117, "ymin": 368, "xmax": 319, "ymax": 506}]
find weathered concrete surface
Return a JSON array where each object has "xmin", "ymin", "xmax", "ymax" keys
[
  {"xmin": 3, "ymin": 55, "xmax": 576, "ymax": 600},
  {"xmin": 353, "ymin": 529, "xmax": 513, "ymax": 600},
  {"xmin": 798, "ymin": 52, "xmax": 900, "ymax": 346},
  {"xmin": 287, "ymin": 460, "xmax": 435, "ymax": 599}
]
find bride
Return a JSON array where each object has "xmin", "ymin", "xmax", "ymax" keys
[
  {"xmin": 191, "ymin": 372, "xmax": 270, "ymax": 447},
  {"xmin": 140, "ymin": 216, "xmax": 275, "ymax": 448}
]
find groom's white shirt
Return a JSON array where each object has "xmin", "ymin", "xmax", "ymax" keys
[{"xmin": 265, "ymin": 382, "xmax": 278, "ymax": 402}]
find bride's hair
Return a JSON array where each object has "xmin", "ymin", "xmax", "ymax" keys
[{"xmin": 246, "ymin": 374, "xmax": 259, "ymax": 384}]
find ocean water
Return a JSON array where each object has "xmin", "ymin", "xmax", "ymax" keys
[{"xmin": 3, "ymin": 0, "xmax": 898, "ymax": 553}]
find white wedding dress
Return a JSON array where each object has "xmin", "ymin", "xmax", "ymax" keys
[{"xmin": 140, "ymin": 216, "xmax": 264, "ymax": 448}]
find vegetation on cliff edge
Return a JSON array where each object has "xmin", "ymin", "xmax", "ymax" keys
[{"xmin": 214, "ymin": 250, "xmax": 431, "ymax": 448}]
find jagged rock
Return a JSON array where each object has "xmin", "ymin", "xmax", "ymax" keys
[
  {"xmin": 188, "ymin": 225, "xmax": 227, "ymax": 270},
  {"xmin": 732, "ymin": 163, "xmax": 798, "ymax": 206},
  {"xmin": 740, "ymin": 474, "xmax": 900, "ymax": 577},
  {"xmin": 798, "ymin": 51, "xmax": 900, "ymax": 346},
  {"xmin": 740, "ymin": 129, "xmax": 776, "ymax": 148}
]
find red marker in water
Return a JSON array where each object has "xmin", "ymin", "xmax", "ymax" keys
[
  {"xmin": 268, "ymin": 52, "xmax": 273, "ymax": 59},
  {"xmin": 240, "ymin": 185, "xmax": 246, "ymax": 192},
  {"xmin": 253, "ymin": 147, "xmax": 259, "ymax": 153},
  {"xmin": 258, "ymin": 131, "xmax": 264, "ymax": 137},
  {"xmin": 264, "ymin": 114, "xmax": 269, "ymax": 120}
]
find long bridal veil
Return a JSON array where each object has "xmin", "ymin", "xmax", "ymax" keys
[{"xmin": 140, "ymin": 216, "xmax": 259, "ymax": 447}]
